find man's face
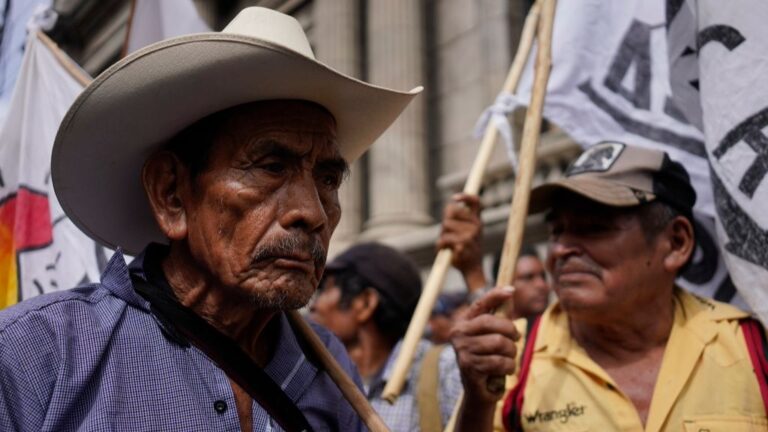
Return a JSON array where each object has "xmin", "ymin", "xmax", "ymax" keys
[
  {"xmin": 545, "ymin": 195, "xmax": 667, "ymax": 320},
  {"xmin": 180, "ymin": 101, "xmax": 346, "ymax": 309},
  {"xmin": 310, "ymin": 276, "xmax": 358, "ymax": 344},
  {"xmin": 512, "ymin": 256, "xmax": 549, "ymax": 317}
]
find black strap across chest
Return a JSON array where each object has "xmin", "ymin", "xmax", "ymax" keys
[{"xmin": 132, "ymin": 276, "xmax": 313, "ymax": 432}]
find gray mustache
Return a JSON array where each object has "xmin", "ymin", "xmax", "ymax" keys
[{"xmin": 251, "ymin": 234, "xmax": 326, "ymax": 267}]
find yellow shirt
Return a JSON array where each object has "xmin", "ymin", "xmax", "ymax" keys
[{"xmin": 494, "ymin": 290, "xmax": 767, "ymax": 431}]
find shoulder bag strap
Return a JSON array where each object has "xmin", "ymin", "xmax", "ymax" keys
[
  {"xmin": 132, "ymin": 276, "xmax": 314, "ymax": 432},
  {"xmin": 416, "ymin": 344, "xmax": 447, "ymax": 431},
  {"xmin": 502, "ymin": 316, "xmax": 541, "ymax": 432},
  {"xmin": 741, "ymin": 318, "xmax": 768, "ymax": 414}
]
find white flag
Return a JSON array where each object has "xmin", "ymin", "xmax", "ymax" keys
[
  {"xmin": 668, "ymin": 0, "xmax": 768, "ymax": 326},
  {"xmin": 125, "ymin": 0, "xmax": 210, "ymax": 54},
  {"xmin": 0, "ymin": 30, "xmax": 107, "ymax": 309},
  {"xmin": 507, "ymin": 0, "xmax": 746, "ymax": 309},
  {"xmin": 0, "ymin": 0, "xmax": 52, "ymax": 126}
]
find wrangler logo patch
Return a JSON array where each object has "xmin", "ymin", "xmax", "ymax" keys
[{"xmin": 523, "ymin": 402, "xmax": 586, "ymax": 424}]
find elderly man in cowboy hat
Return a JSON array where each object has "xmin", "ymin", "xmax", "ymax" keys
[
  {"xmin": 0, "ymin": 8, "xmax": 421, "ymax": 431},
  {"xmin": 450, "ymin": 143, "xmax": 768, "ymax": 431}
]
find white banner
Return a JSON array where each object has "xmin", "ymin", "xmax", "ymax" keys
[
  {"xmin": 0, "ymin": 0, "xmax": 52, "ymax": 126},
  {"xmin": 508, "ymin": 0, "xmax": 746, "ymax": 309},
  {"xmin": 0, "ymin": 31, "xmax": 106, "ymax": 309},
  {"xmin": 668, "ymin": 0, "xmax": 768, "ymax": 325},
  {"xmin": 125, "ymin": 0, "xmax": 210, "ymax": 55}
]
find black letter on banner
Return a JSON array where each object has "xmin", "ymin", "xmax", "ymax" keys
[
  {"xmin": 578, "ymin": 81, "xmax": 706, "ymax": 157},
  {"xmin": 697, "ymin": 25, "xmax": 745, "ymax": 51},
  {"xmin": 665, "ymin": 0, "xmax": 685, "ymax": 27},
  {"xmin": 711, "ymin": 170, "xmax": 768, "ymax": 269},
  {"xmin": 713, "ymin": 107, "xmax": 768, "ymax": 199},
  {"xmin": 604, "ymin": 20, "xmax": 652, "ymax": 110},
  {"xmin": 714, "ymin": 276, "xmax": 737, "ymax": 303}
]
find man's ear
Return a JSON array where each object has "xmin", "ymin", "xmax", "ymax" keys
[
  {"xmin": 142, "ymin": 151, "xmax": 190, "ymax": 241},
  {"xmin": 352, "ymin": 289, "xmax": 380, "ymax": 324},
  {"xmin": 663, "ymin": 216, "xmax": 695, "ymax": 273}
]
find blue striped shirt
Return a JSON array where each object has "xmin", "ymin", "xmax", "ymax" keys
[{"xmin": 0, "ymin": 249, "xmax": 364, "ymax": 431}]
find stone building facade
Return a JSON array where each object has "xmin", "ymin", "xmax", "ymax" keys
[{"xmin": 48, "ymin": 0, "xmax": 579, "ymax": 288}]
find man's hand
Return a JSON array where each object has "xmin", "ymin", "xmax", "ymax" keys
[
  {"xmin": 451, "ymin": 286, "xmax": 519, "ymax": 405},
  {"xmin": 437, "ymin": 193, "xmax": 486, "ymax": 290}
]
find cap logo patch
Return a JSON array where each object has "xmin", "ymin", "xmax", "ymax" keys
[{"xmin": 567, "ymin": 142, "xmax": 625, "ymax": 176}]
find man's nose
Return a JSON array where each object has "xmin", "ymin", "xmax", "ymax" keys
[
  {"xmin": 547, "ymin": 232, "xmax": 582, "ymax": 269},
  {"xmin": 279, "ymin": 175, "xmax": 327, "ymax": 232}
]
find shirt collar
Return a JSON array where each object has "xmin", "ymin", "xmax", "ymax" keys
[
  {"xmin": 121, "ymin": 243, "xmax": 318, "ymax": 402},
  {"xmin": 366, "ymin": 338, "xmax": 430, "ymax": 397},
  {"xmin": 535, "ymin": 288, "xmax": 752, "ymax": 357},
  {"xmin": 100, "ymin": 247, "xmax": 152, "ymax": 311}
]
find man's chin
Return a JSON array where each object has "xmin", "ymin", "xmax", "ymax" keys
[{"xmin": 244, "ymin": 281, "xmax": 316, "ymax": 310}]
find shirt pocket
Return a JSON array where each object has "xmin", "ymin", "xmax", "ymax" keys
[{"xmin": 682, "ymin": 415, "xmax": 768, "ymax": 432}]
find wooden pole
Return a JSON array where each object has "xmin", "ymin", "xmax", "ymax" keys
[
  {"xmin": 486, "ymin": 0, "xmax": 556, "ymax": 395},
  {"xmin": 287, "ymin": 311, "xmax": 390, "ymax": 432},
  {"xmin": 381, "ymin": 0, "xmax": 544, "ymax": 404},
  {"xmin": 36, "ymin": 31, "xmax": 92, "ymax": 87},
  {"xmin": 445, "ymin": 0, "xmax": 557, "ymax": 429}
]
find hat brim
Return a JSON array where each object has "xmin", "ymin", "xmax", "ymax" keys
[
  {"xmin": 52, "ymin": 33, "xmax": 420, "ymax": 255},
  {"xmin": 528, "ymin": 177, "xmax": 655, "ymax": 214}
]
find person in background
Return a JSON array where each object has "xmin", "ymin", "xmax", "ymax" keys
[
  {"xmin": 492, "ymin": 245, "xmax": 550, "ymax": 320},
  {"xmin": 438, "ymin": 194, "xmax": 550, "ymax": 319},
  {"xmin": 428, "ymin": 292, "xmax": 471, "ymax": 344},
  {"xmin": 311, "ymin": 242, "xmax": 462, "ymax": 431}
]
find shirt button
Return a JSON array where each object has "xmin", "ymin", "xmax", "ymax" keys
[{"xmin": 213, "ymin": 400, "xmax": 228, "ymax": 414}]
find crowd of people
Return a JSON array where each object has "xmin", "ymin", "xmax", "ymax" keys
[{"xmin": 0, "ymin": 6, "xmax": 765, "ymax": 432}]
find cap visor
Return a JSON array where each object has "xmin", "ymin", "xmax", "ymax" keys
[{"xmin": 529, "ymin": 177, "xmax": 651, "ymax": 214}]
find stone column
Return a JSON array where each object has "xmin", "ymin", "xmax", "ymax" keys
[
  {"xmin": 312, "ymin": 0, "xmax": 364, "ymax": 252},
  {"xmin": 364, "ymin": 0, "xmax": 431, "ymax": 239}
]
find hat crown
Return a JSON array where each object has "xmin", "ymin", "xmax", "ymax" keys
[{"xmin": 223, "ymin": 7, "xmax": 315, "ymax": 59}]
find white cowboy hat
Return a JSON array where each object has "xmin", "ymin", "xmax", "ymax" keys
[{"xmin": 52, "ymin": 7, "xmax": 421, "ymax": 255}]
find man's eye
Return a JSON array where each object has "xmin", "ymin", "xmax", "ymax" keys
[
  {"xmin": 320, "ymin": 173, "xmax": 342, "ymax": 189},
  {"xmin": 316, "ymin": 168, "xmax": 343, "ymax": 189},
  {"xmin": 260, "ymin": 162, "xmax": 287, "ymax": 174},
  {"xmin": 580, "ymin": 223, "xmax": 612, "ymax": 234}
]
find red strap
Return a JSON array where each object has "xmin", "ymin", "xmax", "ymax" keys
[
  {"xmin": 741, "ymin": 319, "xmax": 768, "ymax": 414},
  {"xmin": 502, "ymin": 317, "xmax": 541, "ymax": 432}
]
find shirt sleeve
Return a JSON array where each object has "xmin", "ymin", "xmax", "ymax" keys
[{"xmin": 0, "ymin": 334, "xmax": 46, "ymax": 431}]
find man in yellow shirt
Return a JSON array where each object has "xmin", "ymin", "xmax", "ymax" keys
[{"xmin": 451, "ymin": 143, "xmax": 767, "ymax": 431}]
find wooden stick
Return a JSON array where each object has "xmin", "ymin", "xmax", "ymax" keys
[
  {"xmin": 36, "ymin": 31, "xmax": 92, "ymax": 87},
  {"xmin": 487, "ymin": 0, "xmax": 556, "ymax": 395},
  {"xmin": 381, "ymin": 0, "xmax": 544, "ymax": 404},
  {"xmin": 286, "ymin": 311, "xmax": 390, "ymax": 432},
  {"xmin": 445, "ymin": 0, "xmax": 557, "ymax": 429}
]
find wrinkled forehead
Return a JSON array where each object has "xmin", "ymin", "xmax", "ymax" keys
[{"xmin": 212, "ymin": 100, "xmax": 342, "ymax": 161}]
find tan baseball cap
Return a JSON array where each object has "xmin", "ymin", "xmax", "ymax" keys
[{"xmin": 529, "ymin": 142, "xmax": 697, "ymax": 215}]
